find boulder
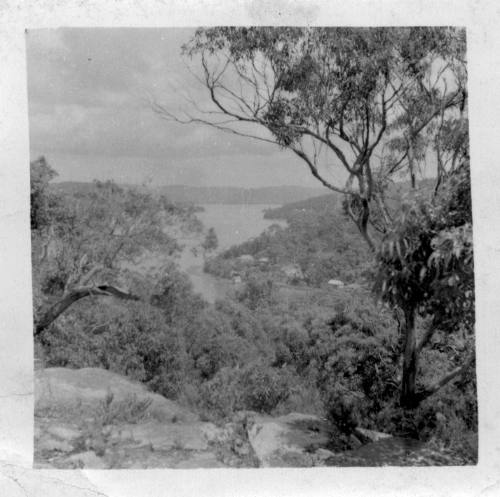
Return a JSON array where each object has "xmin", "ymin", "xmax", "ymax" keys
[
  {"xmin": 354, "ymin": 427, "xmax": 392, "ymax": 444},
  {"xmin": 34, "ymin": 367, "xmax": 242, "ymax": 469},
  {"xmin": 35, "ymin": 367, "xmax": 198, "ymax": 423},
  {"xmin": 313, "ymin": 448, "xmax": 336, "ymax": 465},
  {"xmin": 246, "ymin": 412, "xmax": 333, "ymax": 467}
]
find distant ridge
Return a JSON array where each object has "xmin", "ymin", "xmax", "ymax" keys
[
  {"xmin": 155, "ymin": 185, "xmax": 330, "ymax": 205},
  {"xmin": 52, "ymin": 178, "xmax": 437, "ymax": 207},
  {"xmin": 51, "ymin": 181, "xmax": 150, "ymax": 195},
  {"xmin": 263, "ymin": 193, "xmax": 341, "ymax": 220},
  {"xmin": 52, "ymin": 181, "xmax": 329, "ymax": 205},
  {"xmin": 263, "ymin": 177, "xmax": 439, "ymax": 220}
]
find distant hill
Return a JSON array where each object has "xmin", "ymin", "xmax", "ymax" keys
[
  {"xmin": 154, "ymin": 185, "xmax": 330, "ymax": 205},
  {"xmin": 51, "ymin": 178, "xmax": 437, "ymax": 209},
  {"xmin": 51, "ymin": 182, "xmax": 329, "ymax": 205},
  {"xmin": 264, "ymin": 193, "xmax": 341, "ymax": 221},
  {"xmin": 50, "ymin": 181, "xmax": 150, "ymax": 195},
  {"xmin": 263, "ymin": 177, "xmax": 439, "ymax": 221}
]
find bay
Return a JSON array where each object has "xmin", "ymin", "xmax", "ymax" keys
[{"xmin": 178, "ymin": 204, "xmax": 285, "ymax": 302}]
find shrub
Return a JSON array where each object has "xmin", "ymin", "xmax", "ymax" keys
[
  {"xmin": 39, "ymin": 299, "xmax": 188, "ymax": 398},
  {"xmin": 198, "ymin": 367, "xmax": 242, "ymax": 418},
  {"xmin": 198, "ymin": 363, "xmax": 295, "ymax": 419},
  {"xmin": 308, "ymin": 297, "xmax": 400, "ymax": 436},
  {"xmin": 97, "ymin": 391, "xmax": 153, "ymax": 425},
  {"xmin": 234, "ymin": 275, "xmax": 277, "ymax": 310},
  {"xmin": 325, "ymin": 386, "xmax": 365, "ymax": 434},
  {"xmin": 238, "ymin": 364, "xmax": 291, "ymax": 413},
  {"xmin": 184, "ymin": 306, "xmax": 263, "ymax": 380}
]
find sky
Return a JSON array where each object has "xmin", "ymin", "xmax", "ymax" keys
[{"xmin": 26, "ymin": 28, "xmax": 324, "ymax": 188}]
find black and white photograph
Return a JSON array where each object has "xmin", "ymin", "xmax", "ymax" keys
[
  {"xmin": 28, "ymin": 25, "xmax": 478, "ymax": 470},
  {"xmin": 5, "ymin": 1, "xmax": 500, "ymax": 495}
]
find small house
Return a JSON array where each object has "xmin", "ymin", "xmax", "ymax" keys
[{"xmin": 238, "ymin": 254, "xmax": 255, "ymax": 263}]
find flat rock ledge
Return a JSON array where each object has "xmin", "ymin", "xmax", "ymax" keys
[{"xmin": 36, "ymin": 367, "xmax": 460, "ymax": 468}]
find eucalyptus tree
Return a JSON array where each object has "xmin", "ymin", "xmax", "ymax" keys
[
  {"xmin": 154, "ymin": 27, "xmax": 467, "ymax": 250},
  {"xmin": 154, "ymin": 27, "xmax": 471, "ymax": 409}
]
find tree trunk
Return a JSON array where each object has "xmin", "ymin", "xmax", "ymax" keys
[
  {"xmin": 408, "ymin": 139, "xmax": 416, "ymax": 190},
  {"xmin": 346, "ymin": 193, "xmax": 376, "ymax": 253},
  {"xmin": 34, "ymin": 285, "xmax": 139, "ymax": 336},
  {"xmin": 400, "ymin": 307, "xmax": 418, "ymax": 408}
]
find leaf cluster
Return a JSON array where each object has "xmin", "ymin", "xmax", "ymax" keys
[{"xmin": 375, "ymin": 161, "xmax": 474, "ymax": 332}]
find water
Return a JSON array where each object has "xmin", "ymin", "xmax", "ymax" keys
[{"xmin": 178, "ymin": 204, "xmax": 284, "ymax": 302}]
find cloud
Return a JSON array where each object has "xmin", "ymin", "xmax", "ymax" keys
[
  {"xmin": 28, "ymin": 28, "xmax": 167, "ymax": 106},
  {"xmin": 29, "ymin": 98, "xmax": 277, "ymax": 160},
  {"xmin": 26, "ymin": 28, "xmax": 310, "ymax": 186},
  {"xmin": 33, "ymin": 148, "xmax": 323, "ymax": 189}
]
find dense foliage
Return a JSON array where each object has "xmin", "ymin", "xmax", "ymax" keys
[
  {"xmin": 31, "ymin": 157, "xmax": 203, "ymax": 335},
  {"xmin": 205, "ymin": 200, "xmax": 372, "ymax": 286},
  {"xmin": 376, "ymin": 161, "xmax": 474, "ymax": 406}
]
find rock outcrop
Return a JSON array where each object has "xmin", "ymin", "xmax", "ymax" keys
[
  {"xmin": 354, "ymin": 427, "xmax": 393, "ymax": 444},
  {"xmin": 35, "ymin": 367, "xmax": 462, "ymax": 468},
  {"xmin": 35, "ymin": 367, "xmax": 232, "ymax": 468},
  {"xmin": 36, "ymin": 367, "xmax": 197, "ymax": 423},
  {"xmin": 35, "ymin": 367, "xmax": 341, "ymax": 469},
  {"xmin": 245, "ymin": 412, "xmax": 334, "ymax": 467}
]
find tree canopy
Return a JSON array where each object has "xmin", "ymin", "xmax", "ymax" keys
[
  {"xmin": 31, "ymin": 158, "xmax": 202, "ymax": 336},
  {"xmin": 376, "ymin": 160, "xmax": 474, "ymax": 406},
  {"xmin": 154, "ymin": 26, "xmax": 472, "ymax": 409},
  {"xmin": 155, "ymin": 27, "xmax": 467, "ymax": 250}
]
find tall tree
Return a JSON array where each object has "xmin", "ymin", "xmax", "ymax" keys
[
  {"xmin": 154, "ymin": 27, "xmax": 471, "ymax": 409},
  {"xmin": 154, "ymin": 27, "xmax": 467, "ymax": 250},
  {"xmin": 375, "ymin": 160, "xmax": 474, "ymax": 407}
]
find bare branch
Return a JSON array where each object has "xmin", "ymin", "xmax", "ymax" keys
[
  {"xmin": 291, "ymin": 147, "xmax": 350, "ymax": 195},
  {"xmin": 35, "ymin": 285, "xmax": 139, "ymax": 336}
]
